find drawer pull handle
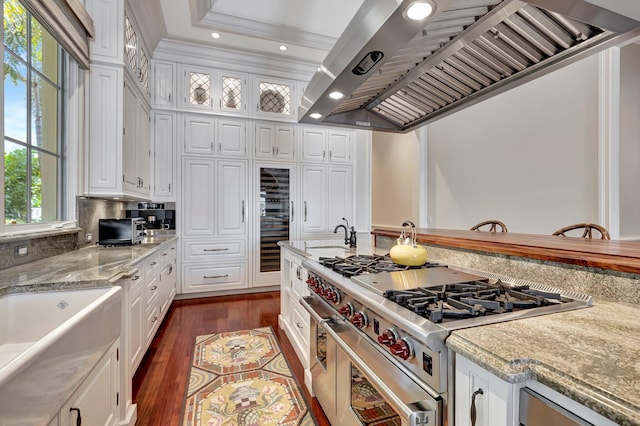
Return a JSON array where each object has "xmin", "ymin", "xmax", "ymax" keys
[
  {"xmin": 204, "ymin": 248, "xmax": 229, "ymax": 252},
  {"xmin": 151, "ymin": 285, "xmax": 158, "ymax": 291},
  {"xmin": 150, "ymin": 262, "xmax": 157, "ymax": 266},
  {"xmin": 204, "ymin": 274, "xmax": 229, "ymax": 279},
  {"xmin": 163, "ymin": 253, "xmax": 168, "ymax": 256},
  {"xmin": 296, "ymin": 322, "xmax": 303, "ymax": 329},
  {"xmin": 470, "ymin": 388, "xmax": 484, "ymax": 426},
  {"xmin": 131, "ymin": 275, "xmax": 140, "ymax": 281},
  {"xmin": 151, "ymin": 316, "xmax": 158, "ymax": 323},
  {"xmin": 69, "ymin": 407, "xmax": 82, "ymax": 426}
]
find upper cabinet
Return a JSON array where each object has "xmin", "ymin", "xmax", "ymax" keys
[
  {"xmin": 179, "ymin": 65, "xmax": 249, "ymax": 116},
  {"xmin": 254, "ymin": 122, "xmax": 295, "ymax": 160},
  {"xmin": 253, "ymin": 75, "xmax": 297, "ymax": 122},
  {"xmin": 302, "ymin": 127, "xmax": 353, "ymax": 164},
  {"xmin": 182, "ymin": 114, "xmax": 248, "ymax": 158},
  {"xmin": 86, "ymin": 1, "xmax": 152, "ymax": 199},
  {"xmin": 152, "ymin": 60, "xmax": 175, "ymax": 109}
]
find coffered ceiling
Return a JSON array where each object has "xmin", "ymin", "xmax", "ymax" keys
[{"xmin": 130, "ymin": 0, "xmax": 364, "ymax": 65}]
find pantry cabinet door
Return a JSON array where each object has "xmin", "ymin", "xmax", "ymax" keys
[
  {"xmin": 301, "ymin": 164, "xmax": 327, "ymax": 234},
  {"xmin": 152, "ymin": 112, "xmax": 175, "ymax": 200},
  {"xmin": 182, "ymin": 158, "xmax": 215, "ymax": 236},
  {"xmin": 217, "ymin": 160, "xmax": 248, "ymax": 235}
]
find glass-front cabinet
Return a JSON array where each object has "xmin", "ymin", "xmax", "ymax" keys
[
  {"xmin": 253, "ymin": 163, "xmax": 296, "ymax": 287},
  {"xmin": 180, "ymin": 65, "xmax": 248, "ymax": 115}
]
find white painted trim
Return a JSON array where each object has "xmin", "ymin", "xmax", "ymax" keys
[
  {"xmin": 153, "ymin": 39, "xmax": 317, "ymax": 82},
  {"xmin": 354, "ymin": 129, "xmax": 372, "ymax": 233},
  {"xmin": 597, "ymin": 48, "xmax": 621, "ymax": 239},
  {"xmin": 418, "ymin": 126, "xmax": 429, "ymax": 228}
]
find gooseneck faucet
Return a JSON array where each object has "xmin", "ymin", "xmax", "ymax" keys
[{"xmin": 334, "ymin": 217, "xmax": 357, "ymax": 248}]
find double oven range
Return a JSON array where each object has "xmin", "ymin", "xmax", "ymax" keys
[{"xmin": 299, "ymin": 254, "xmax": 592, "ymax": 426}]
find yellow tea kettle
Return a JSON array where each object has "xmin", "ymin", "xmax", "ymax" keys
[{"xmin": 389, "ymin": 221, "xmax": 428, "ymax": 266}]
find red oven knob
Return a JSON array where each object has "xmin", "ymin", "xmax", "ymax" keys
[
  {"xmin": 338, "ymin": 303, "xmax": 354, "ymax": 317},
  {"xmin": 377, "ymin": 328, "xmax": 398, "ymax": 346},
  {"xmin": 306, "ymin": 276, "xmax": 318, "ymax": 290},
  {"xmin": 327, "ymin": 289, "xmax": 341, "ymax": 304},
  {"xmin": 389, "ymin": 339, "xmax": 414, "ymax": 360},
  {"xmin": 351, "ymin": 312, "xmax": 368, "ymax": 329},
  {"xmin": 321, "ymin": 286, "xmax": 333, "ymax": 298},
  {"xmin": 313, "ymin": 284, "xmax": 324, "ymax": 295}
]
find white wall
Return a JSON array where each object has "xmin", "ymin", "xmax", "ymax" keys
[
  {"xmin": 619, "ymin": 43, "xmax": 640, "ymax": 240},
  {"xmin": 425, "ymin": 55, "xmax": 600, "ymax": 235}
]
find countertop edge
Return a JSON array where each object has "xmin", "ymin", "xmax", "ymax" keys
[{"xmin": 447, "ymin": 333, "xmax": 640, "ymax": 426}]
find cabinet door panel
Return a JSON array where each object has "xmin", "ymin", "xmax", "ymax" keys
[
  {"xmin": 184, "ymin": 115, "xmax": 215, "ymax": 155},
  {"xmin": 135, "ymin": 100, "xmax": 150, "ymax": 194},
  {"xmin": 183, "ymin": 158, "xmax": 215, "ymax": 236},
  {"xmin": 254, "ymin": 123, "xmax": 274, "ymax": 158},
  {"xmin": 217, "ymin": 160, "xmax": 247, "ymax": 235},
  {"xmin": 275, "ymin": 125, "xmax": 295, "ymax": 159},
  {"xmin": 153, "ymin": 113, "xmax": 175, "ymax": 200},
  {"xmin": 302, "ymin": 165, "xmax": 326, "ymax": 234},
  {"xmin": 153, "ymin": 61, "xmax": 174, "ymax": 108},
  {"xmin": 302, "ymin": 128, "xmax": 326, "ymax": 162},
  {"xmin": 328, "ymin": 130, "xmax": 351, "ymax": 163},
  {"xmin": 218, "ymin": 119, "xmax": 247, "ymax": 157},
  {"xmin": 122, "ymin": 82, "xmax": 138, "ymax": 192},
  {"xmin": 327, "ymin": 166, "xmax": 352, "ymax": 231}
]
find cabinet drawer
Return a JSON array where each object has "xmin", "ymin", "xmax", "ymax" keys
[
  {"xmin": 145, "ymin": 305, "xmax": 160, "ymax": 347},
  {"xmin": 182, "ymin": 263, "xmax": 248, "ymax": 293},
  {"xmin": 183, "ymin": 240, "xmax": 245, "ymax": 260},
  {"xmin": 145, "ymin": 275, "xmax": 160, "ymax": 310},
  {"xmin": 291, "ymin": 302, "xmax": 310, "ymax": 347}
]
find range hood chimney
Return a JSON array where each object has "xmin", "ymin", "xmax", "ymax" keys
[{"xmin": 299, "ymin": 0, "xmax": 640, "ymax": 133}]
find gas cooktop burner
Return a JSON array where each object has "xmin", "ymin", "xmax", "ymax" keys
[
  {"xmin": 384, "ymin": 280, "xmax": 565, "ymax": 323},
  {"xmin": 318, "ymin": 254, "xmax": 445, "ymax": 277}
]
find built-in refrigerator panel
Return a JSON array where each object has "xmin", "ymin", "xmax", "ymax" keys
[{"xmin": 253, "ymin": 163, "xmax": 297, "ymax": 287}]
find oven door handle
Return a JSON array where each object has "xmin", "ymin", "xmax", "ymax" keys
[
  {"xmin": 322, "ymin": 320, "xmax": 440, "ymax": 426},
  {"xmin": 299, "ymin": 296, "xmax": 334, "ymax": 324}
]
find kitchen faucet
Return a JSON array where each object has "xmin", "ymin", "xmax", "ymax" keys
[{"xmin": 334, "ymin": 217, "xmax": 357, "ymax": 248}]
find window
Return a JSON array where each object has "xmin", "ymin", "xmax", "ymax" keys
[{"xmin": 3, "ymin": 0, "xmax": 64, "ymax": 225}]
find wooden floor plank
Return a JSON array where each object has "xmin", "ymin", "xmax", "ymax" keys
[{"xmin": 132, "ymin": 291, "xmax": 330, "ymax": 425}]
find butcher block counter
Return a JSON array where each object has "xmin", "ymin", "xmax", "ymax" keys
[{"xmin": 373, "ymin": 227, "xmax": 640, "ymax": 425}]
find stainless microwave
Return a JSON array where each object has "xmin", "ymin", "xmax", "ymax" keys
[{"xmin": 98, "ymin": 218, "xmax": 145, "ymax": 246}]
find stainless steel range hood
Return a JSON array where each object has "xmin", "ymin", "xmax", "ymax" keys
[{"xmin": 299, "ymin": 0, "xmax": 640, "ymax": 133}]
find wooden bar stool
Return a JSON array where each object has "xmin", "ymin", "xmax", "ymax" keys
[
  {"xmin": 470, "ymin": 220, "xmax": 508, "ymax": 233},
  {"xmin": 552, "ymin": 223, "xmax": 610, "ymax": 240}
]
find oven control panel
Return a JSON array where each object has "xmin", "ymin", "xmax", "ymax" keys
[{"xmin": 306, "ymin": 271, "xmax": 446, "ymax": 394}]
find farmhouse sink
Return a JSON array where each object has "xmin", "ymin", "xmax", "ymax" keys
[{"xmin": 0, "ymin": 286, "xmax": 122, "ymax": 425}]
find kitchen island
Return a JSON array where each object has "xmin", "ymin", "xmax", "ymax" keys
[
  {"xmin": 371, "ymin": 227, "xmax": 640, "ymax": 426},
  {"xmin": 281, "ymin": 230, "xmax": 640, "ymax": 426}
]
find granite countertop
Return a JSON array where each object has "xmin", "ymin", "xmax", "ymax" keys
[
  {"xmin": 0, "ymin": 235, "xmax": 178, "ymax": 296},
  {"xmin": 447, "ymin": 301, "xmax": 640, "ymax": 425}
]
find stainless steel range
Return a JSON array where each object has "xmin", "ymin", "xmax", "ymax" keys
[{"xmin": 299, "ymin": 254, "xmax": 592, "ymax": 426}]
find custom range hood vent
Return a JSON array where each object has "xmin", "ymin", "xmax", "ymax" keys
[{"xmin": 299, "ymin": 0, "xmax": 640, "ymax": 133}]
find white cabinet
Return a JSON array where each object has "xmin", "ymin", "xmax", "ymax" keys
[
  {"xmin": 180, "ymin": 65, "xmax": 248, "ymax": 116},
  {"xmin": 253, "ymin": 75, "xmax": 297, "ymax": 121},
  {"xmin": 183, "ymin": 114, "xmax": 216, "ymax": 155},
  {"xmin": 301, "ymin": 164, "xmax": 352, "ymax": 236},
  {"xmin": 153, "ymin": 60, "xmax": 175, "ymax": 108},
  {"xmin": 218, "ymin": 118, "xmax": 247, "ymax": 157},
  {"xmin": 182, "ymin": 261, "xmax": 248, "ymax": 293},
  {"xmin": 152, "ymin": 112, "xmax": 176, "ymax": 201},
  {"xmin": 302, "ymin": 127, "xmax": 352, "ymax": 163},
  {"xmin": 182, "ymin": 157, "xmax": 215, "ymax": 236},
  {"xmin": 217, "ymin": 160, "xmax": 248, "ymax": 235},
  {"xmin": 279, "ymin": 248, "xmax": 310, "ymax": 378},
  {"xmin": 86, "ymin": 0, "xmax": 152, "ymax": 200},
  {"xmin": 59, "ymin": 340, "xmax": 120, "ymax": 426},
  {"xmin": 254, "ymin": 122, "xmax": 296, "ymax": 160}
]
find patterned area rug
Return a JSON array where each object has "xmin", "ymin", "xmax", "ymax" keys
[{"xmin": 181, "ymin": 327, "xmax": 316, "ymax": 426}]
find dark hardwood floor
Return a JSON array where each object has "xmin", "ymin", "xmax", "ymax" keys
[{"xmin": 132, "ymin": 291, "xmax": 330, "ymax": 425}]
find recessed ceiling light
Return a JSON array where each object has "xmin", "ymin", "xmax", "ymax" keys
[
  {"xmin": 279, "ymin": 45, "xmax": 287, "ymax": 51},
  {"xmin": 310, "ymin": 113, "xmax": 322, "ymax": 119},
  {"xmin": 211, "ymin": 32, "xmax": 220, "ymax": 39},
  {"xmin": 329, "ymin": 91, "xmax": 344, "ymax": 100},
  {"xmin": 406, "ymin": 1, "xmax": 434, "ymax": 21}
]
